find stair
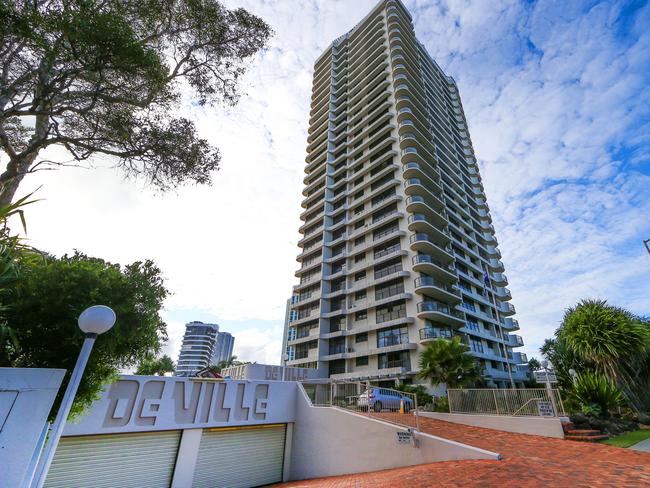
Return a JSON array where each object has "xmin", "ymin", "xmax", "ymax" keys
[
  {"xmin": 564, "ymin": 428, "xmax": 609, "ymax": 442},
  {"xmin": 561, "ymin": 421, "xmax": 608, "ymax": 442}
]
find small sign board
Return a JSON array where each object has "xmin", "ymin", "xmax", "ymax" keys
[
  {"xmin": 534, "ymin": 371, "xmax": 557, "ymax": 383},
  {"xmin": 396, "ymin": 431, "xmax": 412, "ymax": 444},
  {"xmin": 536, "ymin": 400, "xmax": 555, "ymax": 417}
]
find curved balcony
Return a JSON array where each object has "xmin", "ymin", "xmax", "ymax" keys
[
  {"xmin": 488, "ymin": 258, "xmax": 504, "ymax": 271},
  {"xmin": 495, "ymin": 287, "xmax": 512, "ymax": 301},
  {"xmin": 416, "ymin": 301, "xmax": 465, "ymax": 327},
  {"xmin": 394, "ymin": 82, "xmax": 409, "ymax": 95},
  {"xmin": 414, "ymin": 276, "xmax": 461, "ymax": 303},
  {"xmin": 396, "ymin": 105, "xmax": 413, "ymax": 119},
  {"xmin": 407, "ymin": 214, "xmax": 450, "ymax": 244},
  {"xmin": 504, "ymin": 334, "xmax": 524, "ymax": 347},
  {"xmin": 419, "ymin": 327, "xmax": 454, "ymax": 343},
  {"xmin": 411, "ymin": 254, "xmax": 456, "ymax": 280},
  {"xmin": 499, "ymin": 302, "xmax": 516, "ymax": 316},
  {"xmin": 409, "ymin": 233, "xmax": 454, "ymax": 261},
  {"xmin": 403, "ymin": 164, "xmax": 442, "ymax": 192},
  {"xmin": 405, "ymin": 188, "xmax": 444, "ymax": 212},
  {"xmin": 503, "ymin": 317, "xmax": 519, "ymax": 330},
  {"xmin": 491, "ymin": 273, "xmax": 508, "ymax": 285}
]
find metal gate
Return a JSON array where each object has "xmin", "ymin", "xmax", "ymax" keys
[
  {"xmin": 43, "ymin": 430, "xmax": 181, "ymax": 488},
  {"xmin": 191, "ymin": 424, "xmax": 287, "ymax": 488}
]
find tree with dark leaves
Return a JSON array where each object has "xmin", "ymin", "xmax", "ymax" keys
[{"xmin": 0, "ymin": 0, "xmax": 272, "ymax": 204}]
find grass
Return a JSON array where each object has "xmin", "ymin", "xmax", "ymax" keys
[{"xmin": 599, "ymin": 428, "xmax": 650, "ymax": 448}]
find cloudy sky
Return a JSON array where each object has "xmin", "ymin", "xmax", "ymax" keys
[{"xmin": 17, "ymin": 0, "xmax": 650, "ymax": 365}]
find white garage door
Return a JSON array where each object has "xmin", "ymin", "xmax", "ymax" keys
[
  {"xmin": 44, "ymin": 430, "xmax": 181, "ymax": 488},
  {"xmin": 192, "ymin": 424, "xmax": 287, "ymax": 488}
]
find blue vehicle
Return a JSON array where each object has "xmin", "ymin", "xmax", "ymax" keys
[{"xmin": 358, "ymin": 387, "xmax": 413, "ymax": 413}]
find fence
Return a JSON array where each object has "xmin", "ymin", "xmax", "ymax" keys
[
  {"xmin": 447, "ymin": 388, "xmax": 566, "ymax": 417},
  {"xmin": 301, "ymin": 380, "xmax": 419, "ymax": 430}
]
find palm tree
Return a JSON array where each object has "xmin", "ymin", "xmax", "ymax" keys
[
  {"xmin": 559, "ymin": 299, "xmax": 650, "ymax": 386},
  {"xmin": 417, "ymin": 337, "xmax": 480, "ymax": 388}
]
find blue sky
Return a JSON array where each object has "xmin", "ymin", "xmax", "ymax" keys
[{"xmin": 19, "ymin": 0, "xmax": 650, "ymax": 364}]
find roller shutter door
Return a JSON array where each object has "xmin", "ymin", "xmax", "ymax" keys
[
  {"xmin": 44, "ymin": 430, "xmax": 181, "ymax": 488},
  {"xmin": 192, "ymin": 424, "xmax": 286, "ymax": 488}
]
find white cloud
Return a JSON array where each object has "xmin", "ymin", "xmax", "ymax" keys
[{"xmin": 10, "ymin": 0, "xmax": 650, "ymax": 366}]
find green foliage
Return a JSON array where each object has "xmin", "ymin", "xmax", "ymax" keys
[
  {"xmin": 527, "ymin": 357, "xmax": 541, "ymax": 371},
  {"xmin": 395, "ymin": 384, "xmax": 433, "ymax": 408},
  {"xmin": 559, "ymin": 299, "xmax": 650, "ymax": 383},
  {"xmin": 4, "ymin": 252, "xmax": 169, "ymax": 419},
  {"xmin": 0, "ymin": 192, "xmax": 42, "ymax": 363},
  {"xmin": 212, "ymin": 355, "xmax": 248, "ymax": 374},
  {"xmin": 136, "ymin": 354, "xmax": 175, "ymax": 376},
  {"xmin": 541, "ymin": 299, "xmax": 650, "ymax": 411},
  {"xmin": 434, "ymin": 396, "xmax": 449, "ymax": 413},
  {"xmin": 567, "ymin": 372, "xmax": 627, "ymax": 417},
  {"xmin": 0, "ymin": 0, "xmax": 273, "ymax": 204},
  {"xmin": 417, "ymin": 337, "xmax": 480, "ymax": 388}
]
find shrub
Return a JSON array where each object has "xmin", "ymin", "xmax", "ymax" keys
[
  {"xmin": 434, "ymin": 396, "xmax": 449, "ymax": 413},
  {"xmin": 567, "ymin": 372, "xmax": 627, "ymax": 417},
  {"xmin": 395, "ymin": 384, "xmax": 433, "ymax": 408}
]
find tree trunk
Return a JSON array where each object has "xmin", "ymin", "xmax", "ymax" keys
[{"xmin": 0, "ymin": 151, "xmax": 38, "ymax": 206}]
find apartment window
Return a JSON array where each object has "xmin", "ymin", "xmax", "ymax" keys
[
  {"xmin": 286, "ymin": 346, "xmax": 295, "ymax": 361},
  {"xmin": 465, "ymin": 320, "xmax": 479, "ymax": 332},
  {"xmin": 377, "ymin": 325, "xmax": 409, "ymax": 348},
  {"xmin": 376, "ymin": 300, "xmax": 406, "ymax": 324},
  {"xmin": 375, "ymin": 278, "xmax": 404, "ymax": 301},
  {"xmin": 354, "ymin": 252, "xmax": 365, "ymax": 263},
  {"xmin": 355, "ymin": 271, "xmax": 366, "ymax": 281},
  {"xmin": 470, "ymin": 339, "xmax": 484, "ymax": 353},
  {"xmin": 461, "ymin": 301, "xmax": 476, "ymax": 312},
  {"xmin": 308, "ymin": 340, "xmax": 318, "ymax": 350},
  {"xmin": 355, "ymin": 310, "xmax": 367, "ymax": 321},
  {"xmin": 329, "ymin": 359, "xmax": 346, "ymax": 375},
  {"xmin": 371, "ymin": 188, "xmax": 396, "ymax": 207},
  {"xmin": 354, "ymin": 205, "xmax": 365, "ymax": 215},
  {"xmin": 287, "ymin": 327, "xmax": 297, "ymax": 341},
  {"xmin": 374, "ymin": 257, "xmax": 402, "ymax": 279},
  {"xmin": 356, "ymin": 356, "xmax": 369, "ymax": 367},
  {"xmin": 354, "ymin": 220, "xmax": 365, "ymax": 230},
  {"xmin": 355, "ymin": 289, "xmax": 367, "ymax": 300},
  {"xmin": 355, "ymin": 332, "xmax": 368, "ymax": 343},
  {"xmin": 353, "ymin": 176, "xmax": 364, "ymax": 187},
  {"xmin": 371, "ymin": 203, "xmax": 397, "ymax": 224},
  {"xmin": 378, "ymin": 351, "xmax": 410, "ymax": 369},
  {"xmin": 354, "ymin": 236, "xmax": 366, "ymax": 246},
  {"xmin": 373, "ymin": 238, "xmax": 401, "ymax": 259},
  {"xmin": 353, "ymin": 190, "xmax": 364, "ymax": 200},
  {"xmin": 373, "ymin": 221, "xmax": 399, "ymax": 241}
]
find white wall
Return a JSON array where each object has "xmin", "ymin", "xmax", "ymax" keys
[
  {"xmin": 289, "ymin": 385, "xmax": 499, "ymax": 481},
  {"xmin": 420, "ymin": 412, "xmax": 565, "ymax": 438},
  {"xmin": 0, "ymin": 368, "xmax": 65, "ymax": 488}
]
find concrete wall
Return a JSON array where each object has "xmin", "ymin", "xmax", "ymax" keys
[
  {"xmin": 420, "ymin": 412, "xmax": 565, "ymax": 438},
  {"xmin": 0, "ymin": 367, "xmax": 65, "ymax": 488},
  {"xmin": 289, "ymin": 385, "xmax": 499, "ymax": 481}
]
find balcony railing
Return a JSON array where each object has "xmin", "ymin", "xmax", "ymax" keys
[
  {"xmin": 416, "ymin": 301, "xmax": 464, "ymax": 319},
  {"xmin": 414, "ymin": 276, "xmax": 458, "ymax": 295},
  {"xmin": 419, "ymin": 328, "xmax": 453, "ymax": 341},
  {"xmin": 411, "ymin": 254, "xmax": 454, "ymax": 272}
]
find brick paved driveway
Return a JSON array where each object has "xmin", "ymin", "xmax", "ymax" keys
[{"xmin": 276, "ymin": 416, "xmax": 650, "ymax": 487}]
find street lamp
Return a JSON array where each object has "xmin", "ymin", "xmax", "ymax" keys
[{"xmin": 33, "ymin": 305, "xmax": 116, "ymax": 488}]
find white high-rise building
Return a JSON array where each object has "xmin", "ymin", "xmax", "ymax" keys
[
  {"xmin": 176, "ymin": 321, "xmax": 219, "ymax": 376},
  {"xmin": 283, "ymin": 0, "xmax": 527, "ymax": 388}
]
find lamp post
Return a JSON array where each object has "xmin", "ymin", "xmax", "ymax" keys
[{"xmin": 33, "ymin": 305, "xmax": 116, "ymax": 488}]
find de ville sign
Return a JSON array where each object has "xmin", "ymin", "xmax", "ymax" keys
[{"xmin": 63, "ymin": 376, "xmax": 297, "ymax": 436}]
